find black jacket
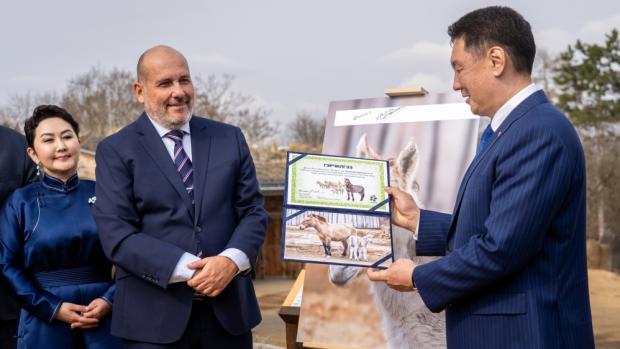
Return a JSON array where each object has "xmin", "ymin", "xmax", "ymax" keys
[{"xmin": 0, "ymin": 126, "xmax": 37, "ymax": 320}]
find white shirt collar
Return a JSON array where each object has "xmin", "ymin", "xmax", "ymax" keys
[
  {"xmin": 146, "ymin": 113, "xmax": 192, "ymax": 138},
  {"xmin": 490, "ymin": 83, "xmax": 540, "ymax": 131}
]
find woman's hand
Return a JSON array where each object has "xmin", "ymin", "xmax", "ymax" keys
[
  {"xmin": 70, "ymin": 298, "xmax": 111, "ymax": 329},
  {"xmin": 82, "ymin": 298, "xmax": 112, "ymax": 320},
  {"xmin": 55, "ymin": 302, "xmax": 99, "ymax": 329}
]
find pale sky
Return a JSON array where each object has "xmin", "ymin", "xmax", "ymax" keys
[{"xmin": 0, "ymin": 1, "xmax": 618, "ymax": 126}]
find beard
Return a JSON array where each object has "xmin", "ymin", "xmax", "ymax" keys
[{"xmin": 144, "ymin": 100, "xmax": 192, "ymax": 129}]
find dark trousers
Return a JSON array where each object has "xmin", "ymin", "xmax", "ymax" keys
[
  {"xmin": 0, "ymin": 319, "xmax": 17, "ymax": 349},
  {"xmin": 123, "ymin": 301, "xmax": 252, "ymax": 349}
]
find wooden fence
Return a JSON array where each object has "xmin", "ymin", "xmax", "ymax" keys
[{"xmin": 255, "ymin": 190, "xmax": 304, "ymax": 279}]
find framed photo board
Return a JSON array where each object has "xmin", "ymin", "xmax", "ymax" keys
[{"xmin": 281, "ymin": 152, "xmax": 393, "ymax": 268}]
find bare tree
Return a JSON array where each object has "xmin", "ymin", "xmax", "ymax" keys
[
  {"xmin": 232, "ymin": 108, "xmax": 278, "ymax": 146},
  {"xmin": 532, "ymin": 48, "xmax": 559, "ymax": 102},
  {"xmin": 0, "ymin": 70, "xmax": 276, "ymax": 149},
  {"xmin": 60, "ymin": 68, "xmax": 141, "ymax": 150},
  {"xmin": 0, "ymin": 91, "xmax": 59, "ymax": 131},
  {"xmin": 287, "ymin": 112, "xmax": 325, "ymax": 149},
  {"xmin": 192, "ymin": 74, "xmax": 277, "ymax": 145}
]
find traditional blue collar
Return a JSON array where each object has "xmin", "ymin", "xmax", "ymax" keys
[{"xmin": 41, "ymin": 173, "xmax": 80, "ymax": 192}]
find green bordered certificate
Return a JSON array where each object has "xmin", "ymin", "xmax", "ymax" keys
[{"xmin": 285, "ymin": 152, "xmax": 390, "ymax": 213}]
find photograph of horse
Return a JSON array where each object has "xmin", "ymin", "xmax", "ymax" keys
[
  {"xmin": 344, "ymin": 178, "xmax": 365, "ymax": 201},
  {"xmin": 283, "ymin": 210, "xmax": 392, "ymax": 267}
]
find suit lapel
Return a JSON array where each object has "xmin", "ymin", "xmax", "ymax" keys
[
  {"xmin": 189, "ymin": 117, "xmax": 211, "ymax": 225},
  {"xmin": 447, "ymin": 90, "xmax": 549, "ymax": 236},
  {"xmin": 135, "ymin": 113, "xmax": 195, "ymax": 221}
]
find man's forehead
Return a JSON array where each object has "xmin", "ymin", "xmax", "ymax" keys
[
  {"xmin": 450, "ymin": 38, "xmax": 474, "ymax": 65},
  {"xmin": 450, "ymin": 44, "xmax": 462, "ymax": 66}
]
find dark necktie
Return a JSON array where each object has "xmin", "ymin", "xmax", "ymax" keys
[
  {"xmin": 165, "ymin": 130, "xmax": 194, "ymax": 202},
  {"xmin": 477, "ymin": 124, "xmax": 494, "ymax": 155}
]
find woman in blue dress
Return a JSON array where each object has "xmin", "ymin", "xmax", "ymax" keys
[{"xmin": 0, "ymin": 105, "xmax": 121, "ymax": 348}]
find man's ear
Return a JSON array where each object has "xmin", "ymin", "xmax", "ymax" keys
[
  {"xmin": 133, "ymin": 81, "xmax": 145, "ymax": 104},
  {"xmin": 488, "ymin": 46, "xmax": 506, "ymax": 77}
]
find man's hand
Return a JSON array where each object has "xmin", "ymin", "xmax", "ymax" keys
[
  {"xmin": 55, "ymin": 302, "xmax": 99, "ymax": 329},
  {"xmin": 187, "ymin": 256, "xmax": 238, "ymax": 297},
  {"xmin": 367, "ymin": 258, "xmax": 417, "ymax": 292},
  {"xmin": 385, "ymin": 186, "xmax": 420, "ymax": 232}
]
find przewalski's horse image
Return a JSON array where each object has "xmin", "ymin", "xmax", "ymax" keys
[
  {"xmin": 328, "ymin": 133, "xmax": 446, "ymax": 348},
  {"xmin": 344, "ymin": 178, "xmax": 365, "ymax": 201},
  {"xmin": 299, "ymin": 213, "xmax": 357, "ymax": 258}
]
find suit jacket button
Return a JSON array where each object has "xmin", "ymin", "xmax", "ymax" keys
[{"xmin": 195, "ymin": 226, "xmax": 202, "ymax": 233}]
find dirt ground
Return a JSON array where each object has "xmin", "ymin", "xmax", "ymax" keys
[
  {"xmin": 297, "ymin": 264, "xmax": 386, "ymax": 349},
  {"xmin": 283, "ymin": 226, "xmax": 391, "ymax": 266},
  {"xmin": 293, "ymin": 266, "xmax": 620, "ymax": 349},
  {"xmin": 589, "ymin": 269, "xmax": 620, "ymax": 348}
]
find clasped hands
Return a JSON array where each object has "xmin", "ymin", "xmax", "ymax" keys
[
  {"xmin": 186, "ymin": 256, "xmax": 238, "ymax": 297},
  {"xmin": 367, "ymin": 186, "xmax": 420, "ymax": 292},
  {"xmin": 55, "ymin": 298, "xmax": 111, "ymax": 329}
]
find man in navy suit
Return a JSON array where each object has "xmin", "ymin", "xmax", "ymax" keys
[
  {"xmin": 94, "ymin": 46, "xmax": 267, "ymax": 348},
  {"xmin": 368, "ymin": 6, "xmax": 595, "ymax": 348},
  {"xmin": 0, "ymin": 126, "xmax": 37, "ymax": 349}
]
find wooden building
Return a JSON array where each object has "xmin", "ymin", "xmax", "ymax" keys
[{"xmin": 255, "ymin": 183, "xmax": 304, "ymax": 279}]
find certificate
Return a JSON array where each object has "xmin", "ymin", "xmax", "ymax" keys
[
  {"xmin": 281, "ymin": 152, "xmax": 393, "ymax": 268},
  {"xmin": 285, "ymin": 152, "xmax": 390, "ymax": 213}
]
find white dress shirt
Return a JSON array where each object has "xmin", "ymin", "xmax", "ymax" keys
[
  {"xmin": 146, "ymin": 114, "xmax": 250, "ymax": 283},
  {"xmin": 490, "ymin": 83, "xmax": 540, "ymax": 131}
]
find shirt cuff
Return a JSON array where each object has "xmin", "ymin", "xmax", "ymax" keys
[
  {"xmin": 219, "ymin": 248, "xmax": 250, "ymax": 275},
  {"xmin": 413, "ymin": 214, "xmax": 420, "ymax": 240},
  {"xmin": 49, "ymin": 301, "xmax": 63, "ymax": 323},
  {"xmin": 169, "ymin": 252, "xmax": 201, "ymax": 284}
]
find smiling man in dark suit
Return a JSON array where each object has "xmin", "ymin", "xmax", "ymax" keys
[
  {"xmin": 0, "ymin": 125, "xmax": 37, "ymax": 348},
  {"xmin": 94, "ymin": 46, "xmax": 267, "ymax": 348},
  {"xmin": 369, "ymin": 6, "xmax": 595, "ymax": 349}
]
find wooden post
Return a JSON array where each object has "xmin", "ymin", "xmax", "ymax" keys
[
  {"xmin": 384, "ymin": 86, "xmax": 428, "ymax": 97},
  {"xmin": 278, "ymin": 270, "xmax": 305, "ymax": 349}
]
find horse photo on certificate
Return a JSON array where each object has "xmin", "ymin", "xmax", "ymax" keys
[{"xmin": 282, "ymin": 208, "xmax": 393, "ymax": 268}]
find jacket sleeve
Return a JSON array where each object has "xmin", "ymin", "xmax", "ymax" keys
[
  {"xmin": 0, "ymin": 196, "xmax": 63, "ymax": 323},
  {"xmin": 414, "ymin": 126, "xmax": 577, "ymax": 312},
  {"xmin": 223, "ymin": 128, "xmax": 268, "ymax": 272},
  {"xmin": 416, "ymin": 209, "xmax": 451, "ymax": 256},
  {"xmin": 93, "ymin": 139, "xmax": 186, "ymax": 289},
  {"xmin": 99, "ymin": 283, "xmax": 115, "ymax": 304}
]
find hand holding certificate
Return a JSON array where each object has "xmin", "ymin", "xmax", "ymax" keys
[{"xmin": 281, "ymin": 152, "xmax": 394, "ymax": 268}]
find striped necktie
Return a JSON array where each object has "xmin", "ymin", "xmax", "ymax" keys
[
  {"xmin": 476, "ymin": 124, "xmax": 494, "ymax": 155},
  {"xmin": 165, "ymin": 130, "xmax": 194, "ymax": 202}
]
